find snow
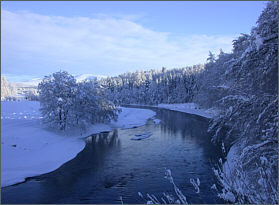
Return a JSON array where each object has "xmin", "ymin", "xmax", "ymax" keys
[
  {"xmin": 255, "ymin": 35, "xmax": 263, "ymax": 51},
  {"xmin": 75, "ymin": 74, "xmax": 107, "ymax": 82},
  {"xmin": 131, "ymin": 132, "xmax": 152, "ymax": 140},
  {"xmin": 1, "ymin": 101, "xmax": 155, "ymax": 187},
  {"xmin": 190, "ymin": 178, "xmax": 200, "ymax": 193},
  {"xmin": 111, "ymin": 107, "xmax": 156, "ymax": 129},
  {"xmin": 219, "ymin": 95, "xmax": 249, "ymax": 103},
  {"xmin": 241, "ymin": 45, "xmax": 253, "ymax": 59},
  {"xmin": 157, "ymin": 103, "xmax": 219, "ymax": 119},
  {"xmin": 212, "ymin": 84, "xmax": 230, "ymax": 89},
  {"xmin": 1, "ymin": 101, "xmax": 86, "ymax": 187},
  {"xmin": 223, "ymin": 142, "xmax": 241, "ymax": 179}
]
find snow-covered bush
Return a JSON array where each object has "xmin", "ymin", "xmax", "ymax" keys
[
  {"xmin": 138, "ymin": 169, "xmax": 201, "ymax": 204},
  {"xmin": 38, "ymin": 71, "xmax": 118, "ymax": 130},
  {"xmin": 138, "ymin": 169, "xmax": 189, "ymax": 204},
  {"xmin": 213, "ymin": 138, "xmax": 278, "ymax": 204}
]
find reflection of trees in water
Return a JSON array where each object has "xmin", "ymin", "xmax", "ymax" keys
[
  {"xmin": 58, "ymin": 129, "xmax": 120, "ymax": 177},
  {"xmin": 86, "ymin": 129, "xmax": 121, "ymax": 154},
  {"xmin": 156, "ymin": 109, "xmax": 209, "ymax": 140},
  {"xmin": 156, "ymin": 109, "xmax": 221, "ymax": 159},
  {"xmin": 30, "ymin": 130, "xmax": 121, "ymax": 202},
  {"xmin": 121, "ymin": 105, "xmax": 209, "ymax": 141},
  {"xmin": 1, "ymin": 109, "xmax": 222, "ymax": 204}
]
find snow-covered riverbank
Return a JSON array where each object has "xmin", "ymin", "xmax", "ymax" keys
[
  {"xmin": 157, "ymin": 103, "xmax": 219, "ymax": 119},
  {"xmin": 1, "ymin": 101, "xmax": 155, "ymax": 187},
  {"xmin": 127, "ymin": 103, "xmax": 219, "ymax": 119}
]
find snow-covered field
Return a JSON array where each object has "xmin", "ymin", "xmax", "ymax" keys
[
  {"xmin": 1, "ymin": 101, "xmax": 155, "ymax": 187},
  {"xmin": 157, "ymin": 103, "xmax": 219, "ymax": 119}
]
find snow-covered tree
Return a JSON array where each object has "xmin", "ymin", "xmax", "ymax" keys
[
  {"xmin": 73, "ymin": 80, "xmax": 119, "ymax": 130},
  {"xmin": 38, "ymin": 71, "xmax": 78, "ymax": 130},
  {"xmin": 38, "ymin": 71, "xmax": 118, "ymax": 131},
  {"xmin": 1, "ymin": 76, "xmax": 17, "ymax": 100},
  {"xmin": 207, "ymin": 51, "xmax": 216, "ymax": 63},
  {"xmin": 194, "ymin": 2, "xmax": 278, "ymax": 203}
]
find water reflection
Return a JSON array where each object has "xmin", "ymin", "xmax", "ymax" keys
[
  {"xmin": 85, "ymin": 130, "xmax": 120, "ymax": 153},
  {"xmin": 156, "ymin": 109, "xmax": 208, "ymax": 138},
  {"xmin": 41, "ymin": 130, "xmax": 121, "ymax": 182},
  {"xmin": 2, "ymin": 108, "xmax": 223, "ymax": 204},
  {"xmin": 153, "ymin": 108, "xmax": 219, "ymax": 159},
  {"xmin": 2, "ymin": 130, "xmax": 121, "ymax": 204}
]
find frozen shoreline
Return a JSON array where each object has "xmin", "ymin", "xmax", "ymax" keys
[{"xmin": 1, "ymin": 101, "xmax": 155, "ymax": 187}]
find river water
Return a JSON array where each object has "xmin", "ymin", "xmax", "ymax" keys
[{"xmin": 2, "ymin": 107, "xmax": 224, "ymax": 204}]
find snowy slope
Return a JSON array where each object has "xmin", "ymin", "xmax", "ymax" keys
[
  {"xmin": 75, "ymin": 74, "xmax": 106, "ymax": 82},
  {"xmin": 12, "ymin": 78, "xmax": 41, "ymax": 88},
  {"xmin": 1, "ymin": 101, "xmax": 155, "ymax": 187}
]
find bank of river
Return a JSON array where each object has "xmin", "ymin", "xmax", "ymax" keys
[{"xmin": 2, "ymin": 107, "xmax": 224, "ymax": 204}]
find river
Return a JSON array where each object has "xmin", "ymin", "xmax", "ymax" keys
[{"xmin": 2, "ymin": 107, "xmax": 224, "ymax": 204}]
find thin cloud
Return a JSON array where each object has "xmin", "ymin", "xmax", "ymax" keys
[{"xmin": 2, "ymin": 9, "xmax": 237, "ymax": 79}]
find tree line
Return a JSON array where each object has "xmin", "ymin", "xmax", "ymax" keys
[{"xmin": 99, "ymin": 65, "xmax": 204, "ymax": 105}]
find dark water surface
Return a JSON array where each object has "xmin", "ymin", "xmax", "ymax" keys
[{"xmin": 2, "ymin": 108, "xmax": 224, "ymax": 204}]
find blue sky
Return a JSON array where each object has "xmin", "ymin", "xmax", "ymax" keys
[{"xmin": 2, "ymin": 1, "xmax": 267, "ymax": 81}]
